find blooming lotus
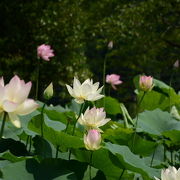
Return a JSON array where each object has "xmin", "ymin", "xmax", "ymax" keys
[
  {"xmin": 139, "ymin": 75, "xmax": 153, "ymax": 92},
  {"xmin": 84, "ymin": 129, "xmax": 101, "ymax": 150},
  {"xmin": 37, "ymin": 44, "xmax": 54, "ymax": 61},
  {"xmin": 154, "ymin": 166, "xmax": 180, "ymax": 180},
  {"xmin": 0, "ymin": 75, "xmax": 38, "ymax": 127},
  {"xmin": 66, "ymin": 77, "xmax": 104, "ymax": 104},
  {"xmin": 106, "ymin": 74, "xmax": 122, "ymax": 90},
  {"xmin": 78, "ymin": 107, "xmax": 111, "ymax": 131}
]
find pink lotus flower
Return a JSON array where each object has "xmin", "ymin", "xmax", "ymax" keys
[
  {"xmin": 84, "ymin": 129, "xmax": 101, "ymax": 150},
  {"xmin": 0, "ymin": 75, "xmax": 38, "ymax": 127},
  {"xmin": 106, "ymin": 74, "xmax": 123, "ymax": 90},
  {"xmin": 37, "ymin": 44, "xmax": 54, "ymax": 61},
  {"xmin": 139, "ymin": 75, "xmax": 153, "ymax": 92}
]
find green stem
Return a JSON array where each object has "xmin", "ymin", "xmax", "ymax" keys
[
  {"xmin": 28, "ymin": 136, "xmax": 32, "ymax": 153},
  {"xmin": 164, "ymin": 145, "xmax": 166, "ymax": 162},
  {"xmin": 119, "ymin": 169, "xmax": 125, "ymax": 180},
  {"xmin": 72, "ymin": 103, "xmax": 85, "ymax": 136},
  {"xmin": 103, "ymin": 57, "xmax": 107, "ymax": 96},
  {"xmin": 35, "ymin": 58, "xmax": 40, "ymax": 100},
  {"xmin": 69, "ymin": 103, "xmax": 85, "ymax": 160},
  {"xmin": 56, "ymin": 145, "xmax": 59, "ymax": 158},
  {"xmin": 171, "ymin": 150, "xmax": 173, "ymax": 165},
  {"xmin": 89, "ymin": 151, "xmax": 93, "ymax": 180},
  {"xmin": 0, "ymin": 112, "xmax": 7, "ymax": 139},
  {"xmin": 131, "ymin": 92, "xmax": 146, "ymax": 151},
  {"xmin": 25, "ymin": 135, "xmax": 30, "ymax": 148},
  {"xmin": 65, "ymin": 120, "xmax": 70, "ymax": 133},
  {"xmin": 150, "ymin": 147, "xmax": 156, "ymax": 167},
  {"xmin": 103, "ymin": 55, "xmax": 108, "ymax": 107},
  {"xmin": 40, "ymin": 103, "xmax": 46, "ymax": 137}
]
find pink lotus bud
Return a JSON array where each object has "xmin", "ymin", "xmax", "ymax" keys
[
  {"xmin": 106, "ymin": 74, "xmax": 123, "ymax": 90},
  {"xmin": 37, "ymin": 44, "xmax": 54, "ymax": 61},
  {"xmin": 139, "ymin": 75, "xmax": 153, "ymax": 92},
  {"xmin": 84, "ymin": 129, "xmax": 101, "ymax": 150}
]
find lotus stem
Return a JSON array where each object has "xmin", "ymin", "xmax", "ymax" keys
[
  {"xmin": 0, "ymin": 112, "xmax": 7, "ymax": 139},
  {"xmin": 131, "ymin": 91, "xmax": 146, "ymax": 151},
  {"xmin": 35, "ymin": 57, "xmax": 40, "ymax": 100},
  {"xmin": 89, "ymin": 151, "xmax": 93, "ymax": 180},
  {"xmin": 40, "ymin": 103, "xmax": 46, "ymax": 137}
]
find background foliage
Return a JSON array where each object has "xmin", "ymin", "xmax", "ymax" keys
[{"xmin": 0, "ymin": 0, "xmax": 179, "ymax": 107}]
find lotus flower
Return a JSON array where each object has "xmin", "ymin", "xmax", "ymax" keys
[
  {"xmin": 139, "ymin": 75, "xmax": 153, "ymax": 92},
  {"xmin": 66, "ymin": 77, "xmax": 104, "ymax": 104},
  {"xmin": 0, "ymin": 75, "xmax": 38, "ymax": 127},
  {"xmin": 78, "ymin": 107, "xmax": 111, "ymax": 131},
  {"xmin": 84, "ymin": 129, "xmax": 101, "ymax": 150},
  {"xmin": 37, "ymin": 44, "xmax": 54, "ymax": 61},
  {"xmin": 154, "ymin": 166, "xmax": 180, "ymax": 180},
  {"xmin": 106, "ymin": 74, "xmax": 122, "ymax": 90}
]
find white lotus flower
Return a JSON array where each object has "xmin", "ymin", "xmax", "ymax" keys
[
  {"xmin": 0, "ymin": 75, "xmax": 38, "ymax": 128},
  {"xmin": 154, "ymin": 166, "xmax": 180, "ymax": 180},
  {"xmin": 66, "ymin": 77, "xmax": 104, "ymax": 104},
  {"xmin": 78, "ymin": 107, "xmax": 111, "ymax": 131}
]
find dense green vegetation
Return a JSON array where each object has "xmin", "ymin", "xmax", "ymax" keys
[{"xmin": 0, "ymin": 0, "xmax": 179, "ymax": 106}]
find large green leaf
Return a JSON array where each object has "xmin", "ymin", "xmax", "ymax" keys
[
  {"xmin": 73, "ymin": 148, "xmax": 125, "ymax": 180},
  {"xmin": 103, "ymin": 125, "xmax": 156, "ymax": 156},
  {"xmin": 134, "ymin": 76, "xmax": 180, "ymax": 111},
  {"xmin": 137, "ymin": 109, "xmax": 180, "ymax": 136},
  {"xmin": 1, "ymin": 158, "xmax": 88, "ymax": 180},
  {"xmin": 105, "ymin": 142, "xmax": 160, "ymax": 179},
  {"xmin": 28, "ymin": 114, "xmax": 84, "ymax": 149},
  {"xmin": 96, "ymin": 96, "xmax": 122, "ymax": 115}
]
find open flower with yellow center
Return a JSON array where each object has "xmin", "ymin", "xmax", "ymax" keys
[
  {"xmin": 66, "ymin": 77, "xmax": 104, "ymax": 104},
  {"xmin": 154, "ymin": 166, "xmax": 180, "ymax": 180},
  {"xmin": 78, "ymin": 107, "xmax": 111, "ymax": 131},
  {"xmin": 0, "ymin": 75, "xmax": 38, "ymax": 128}
]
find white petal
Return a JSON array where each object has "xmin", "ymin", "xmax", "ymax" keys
[
  {"xmin": 81, "ymin": 83, "xmax": 92, "ymax": 96},
  {"xmin": 154, "ymin": 177, "xmax": 160, "ymax": 180},
  {"xmin": 8, "ymin": 113, "xmax": 21, "ymax": 128},
  {"xmin": 15, "ymin": 99, "xmax": 38, "ymax": 115},
  {"xmin": 2, "ymin": 100, "xmax": 18, "ymax": 112},
  {"xmin": 92, "ymin": 82, "xmax": 99, "ymax": 91},
  {"xmin": 96, "ymin": 118, "xmax": 111, "ymax": 127},
  {"xmin": 0, "ymin": 77, "xmax": 4, "ymax": 87},
  {"xmin": 14, "ymin": 82, "xmax": 32, "ymax": 103},
  {"xmin": 0, "ymin": 86, "xmax": 5, "ymax": 103},
  {"xmin": 66, "ymin": 84, "xmax": 74, "ymax": 96},
  {"xmin": 5, "ymin": 75, "xmax": 21, "ymax": 101}
]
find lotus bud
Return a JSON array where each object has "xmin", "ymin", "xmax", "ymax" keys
[
  {"xmin": 108, "ymin": 41, "xmax": 113, "ymax": 50},
  {"xmin": 173, "ymin": 60, "xmax": 179, "ymax": 69},
  {"xmin": 139, "ymin": 75, "xmax": 153, "ymax": 92},
  {"xmin": 44, "ymin": 83, "xmax": 53, "ymax": 100},
  {"xmin": 84, "ymin": 129, "xmax": 101, "ymax": 151}
]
